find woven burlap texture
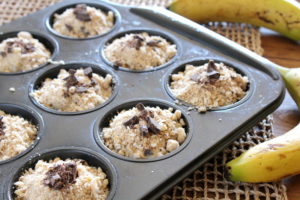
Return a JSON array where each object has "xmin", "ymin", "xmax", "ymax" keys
[{"xmin": 0, "ymin": 0, "xmax": 287, "ymax": 199}]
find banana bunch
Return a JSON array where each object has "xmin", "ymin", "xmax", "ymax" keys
[
  {"xmin": 226, "ymin": 122, "xmax": 300, "ymax": 182},
  {"xmin": 169, "ymin": 0, "xmax": 300, "ymax": 41}
]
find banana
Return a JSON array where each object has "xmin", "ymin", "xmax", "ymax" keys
[
  {"xmin": 226, "ymin": 123, "xmax": 300, "ymax": 182},
  {"xmin": 276, "ymin": 66, "xmax": 300, "ymax": 110},
  {"xmin": 168, "ymin": 0, "xmax": 300, "ymax": 41}
]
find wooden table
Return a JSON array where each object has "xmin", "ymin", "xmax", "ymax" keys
[{"xmin": 260, "ymin": 28, "xmax": 300, "ymax": 200}]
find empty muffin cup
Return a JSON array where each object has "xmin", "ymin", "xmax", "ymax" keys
[
  {"xmin": 94, "ymin": 99, "xmax": 192, "ymax": 162},
  {"xmin": 29, "ymin": 62, "xmax": 118, "ymax": 115}
]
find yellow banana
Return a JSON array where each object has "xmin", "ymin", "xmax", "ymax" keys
[
  {"xmin": 276, "ymin": 66, "xmax": 300, "ymax": 110},
  {"xmin": 169, "ymin": 0, "xmax": 300, "ymax": 41},
  {"xmin": 226, "ymin": 123, "xmax": 300, "ymax": 182}
]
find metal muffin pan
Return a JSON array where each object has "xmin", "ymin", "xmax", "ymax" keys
[{"xmin": 0, "ymin": 0, "xmax": 285, "ymax": 199}]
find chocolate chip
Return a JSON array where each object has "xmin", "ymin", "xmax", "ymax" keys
[
  {"xmin": 144, "ymin": 149, "xmax": 153, "ymax": 156},
  {"xmin": 44, "ymin": 162, "xmax": 78, "ymax": 190},
  {"xmin": 76, "ymin": 86, "xmax": 88, "ymax": 93},
  {"xmin": 139, "ymin": 124, "xmax": 149, "ymax": 137},
  {"xmin": 64, "ymin": 69, "xmax": 79, "ymax": 88},
  {"xmin": 0, "ymin": 116, "xmax": 5, "ymax": 136},
  {"xmin": 146, "ymin": 40, "xmax": 161, "ymax": 47},
  {"xmin": 206, "ymin": 60, "xmax": 220, "ymax": 82},
  {"xmin": 139, "ymin": 110, "xmax": 148, "ymax": 121},
  {"xmin": 83, "ymin": 67, "xmax": 93, "ymax": 79},
  {"xmin": 128, "ymin": 35, "xmax": 144, "ymax": 50},
  {"xmin": 147, "ymin": 117, "xmax": 161, "ymax": 134},
  {"xmin": 69, "ymin": 69, "xmax": 76, "ymax": 75},
  {"xmin": 73, "ymin": 4, "xmax": 91, "ymax": 22},
  {"xmin": 207, "ymin": 60, "xmax": 217, "ymax": 71},
  {"xmin": 123, "ymin": 116, "xmax": 139, "ymax": 128},
  {"xmin": 149, "ymin": 111, "xmax": 154, "ymax": 118},
  {"xmin": 90, "ymin": 79, "xmax": 96, "ymax": 86},
  {"xmin": 207, "ymin": 70, "xmax": 220, "ymax": 82},
  {"xmin": 65, "ymin": 24, "xmax": 73, "ymax": 31},
  {"xmin": 5, "ymin": 40, "xmax": 35, "ymax": 54},
  {"xmin": 136, "ymin": 103, "xmax": 145, "ymax": 111},
  {"xmin": 0, "ymin": 51, "xmax": 7, "ymax": 57},
  {"xmin": 21, "ymin": 43, "xmax": 35, "ymax": 54}
]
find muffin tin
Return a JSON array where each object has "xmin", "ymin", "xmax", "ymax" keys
[{"xmin": 0, "ymin": 0, "xmax": 285, "ymax": 199}]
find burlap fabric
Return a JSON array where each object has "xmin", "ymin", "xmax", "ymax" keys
[{"xmin": 0, "ymin": 0, "xmax": 287, "ymax": 199}]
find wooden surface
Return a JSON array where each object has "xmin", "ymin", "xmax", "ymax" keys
[{"xmin": 260, "ymin": 28, "xmax": 300, "ymax": 200}]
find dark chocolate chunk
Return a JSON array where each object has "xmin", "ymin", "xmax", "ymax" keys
[
  {"xmin": 136, "ymin": 103, "xmax": 145, "ymax": 111},
  {"xmin": 5, "ymin": 40, "xmax": 35, "ymax": 54},
  {"xmin": 146, "ymin": 40, "xmax": 161, "ymax": 47},
  {"xmin": 43, "ymin": 162, "xmax": 78, "ymax": 190},
  {"xmin": 21, "ymin": 43, "xmax": 35, "ymax": 54},
  {"xmin": 207, "ymin": 60, "xmax": 217, "ymax": 71},
  {"xmin": 73, "ymin": 4, "xmax": 91, "ymax": 22},
  {"xmin": 90, "ymin": 79, "xmax": 96, "ymax": 86},
  {"xmin": 6, "ymin": 41, "xmax": 14, "ymax": 47},
  {"xmin": 64, "ymin": 69, "xmax": 79, "ymax": 88},
  {"xmin": 139, "ymin": 124, "xmax": 149, "ymax": 137},
  {"xmin": 123, "ymin": 116, "xmax": 139, "ymax": 128},
  {"xmin": 0, "ymin": 116, "xmax": 5, "ymax": 136},
  {"xmin": 206, "ymin": 60, "xmax": 220, "ymax": 82},
  {"xmin": 149, "ymin": 111, "xmax": 154, "ymax": 118},
  {"xmin": 139, "ymin": 110, "xmax": 148, "ymax": 121},
  {"xmin": 147, "ymin": 117, "xmax": 161, "ymax": 134},
  {"xmin": 144, "ymin": 149, "xmax": 153, "ymax": 156},
  {"xmin": 0, "ymin": 51, "xmax": 7, "ymax": 57},
  {"xmin": 83, "ymin": 67, "xmax": 93, "ymax": 78},
  {"xmin": 65, "ymin": 24, "xmax": 73, "ymax": 31},
  {"xmin": 207, "ymin": 70, "xmax": 220, "ymax": 82},
  {"xmin": 69, "ymin": 69, "xmax": 76, "ymax": 75},
  {"xmin": 76, "ymin": 86, "xmax": 88, "ymax": 93},
  {"xmin": 129, "ymin": 35, "xmax": 144, "ymax": 50}
]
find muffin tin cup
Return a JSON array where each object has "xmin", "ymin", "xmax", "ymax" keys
[
  {"xmin": 29, "ymin": 62, "xmax": 119, "ymax": 115},
  {"xmin": 164, "ymin": 59, "xmax": 254, "ymax": 111},
  {"xmin": 0, "ymin": 31, "xmax": 58, "ymax": 75},
  {"xmin": 6, "ymin": 147, "xmax": 118, "ymax": 200},
  {"xmin": 45, "ymin": 2, "xmax": 121, "ymax": 40},
  {"xmin": 100, "ymin": 28, "xmax": 181, "ymax": 73},
  {"xmin": 0, "ymin": 103, "xmax": 44, "ymax": 165},
  {"xmin": 94, "ymin": 98, "xmax": 192, "ymax": 162}
]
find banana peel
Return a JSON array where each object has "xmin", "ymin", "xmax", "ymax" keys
[
  {"xmin": 168, "ymin": 0, "xmax": 300, "ymax": 41},
  {"xmin": 276, "ymin": 66, "xmax": 300, "ymax": 110},
  {"xmin": 226, "ymin": 122, "xmax": 300, "ymax": 182}
]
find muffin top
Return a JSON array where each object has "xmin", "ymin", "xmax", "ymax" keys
[
  {"xmin": 14, "ymin": 157, "xmax": 109, "ymax": 200},
  {"xmin": 31, "ymin": 67, "xmax": 113, "ymax": 112},
  {"xmin": 104, "ymin": 32, "xmax": 177, "ymax": 70},
  {"xmin": 0, "ymin": 110, "xmax": 38, "ymax": 161},
  {"xmin": 102, "ymin": 103, "xmax": 187, "ymax": 159},
  {"xmin": 0, "ymin": 31, "xmax": 51, "ymax": 73},
  {"xmin": 170, "ymin": 60, "xmax": 249, "ymax": 112},
  {"xmin": 53, "ymin": 4, "xmax": 114, "ymax": 38}
]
